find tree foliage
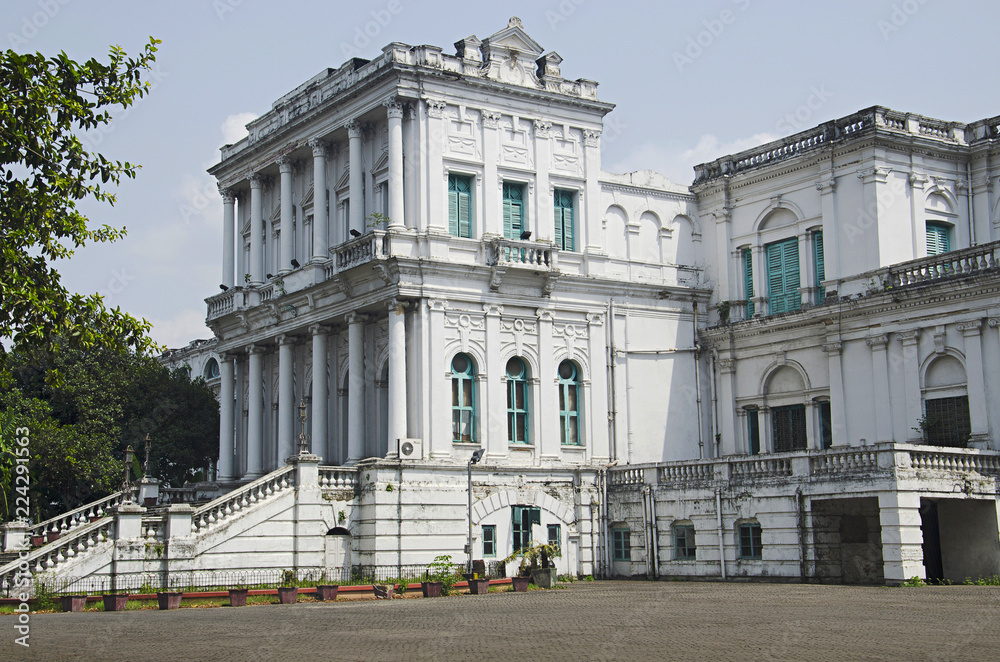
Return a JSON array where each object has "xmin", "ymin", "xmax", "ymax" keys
[
  {"xmin": 1, "ymin": 340, "xmax": 219, "ymax": 522},
  {"xmin": 0, "ymin": 38, "xmax": 161, "ymax": 369}
]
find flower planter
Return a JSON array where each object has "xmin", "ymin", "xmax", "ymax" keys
[
  {"xmin": 421, "ymin": 581, "xmax": 443, "ymax": 598},
  {"xmin": 47, "ymin": 532, "xmax": 61, "ymax": 542},
  {"xmin": 143, "ymin": 497, "xmax": 158, "ymax": 508},
  {"xmin": 156, "ymin": 592, "xmax": 183, "ymax": 610},
  {"xmin": 373, "ymin": 584, "xmax": 395, "ymax": 599},
  {"xmin": 315, "ymin": 585, "xmax": 339, "ymax": 601},
  {"xmin": 30, "ymin": 535, "xmax": 45, "ymax": 547},
  {"xmin": 60, "ymin": 595, "xmax": 87, "ymax": 612},
  {"xmin": 102, "ymin": 594, "xmax": 129, "ymax": 611},
  {"xmin": 511, "ymin": 576, "xmax": 530, "ymax": 592},
  {"xmin": 530, "ymin": 568, "xmax": 553, "ymax": 589},
  {"xmin": 277, "ymin": 587, "xmax": 298, "ymax": 604},
  {"xmin": 467, "ymin": 578, "xmax": 490, "ymax": 595},
  {"xmin": 228, "ymin": 589, "xmax": 248, "ymax": 607}
]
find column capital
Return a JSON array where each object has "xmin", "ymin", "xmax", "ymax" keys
[
  {"xmin": 308, "ymin": 323, "xmax": 331, "ymax": 336},
  {"xmin": 895, "ymin": 329, "xmax": 920, "ymax": 344},
  {"xmin": 428, "ymin": 299, "xmax": 448, "ymax": 313},
  {"xmin": 276, "ymin": 334, "xmax": 298, "ymax": 346},
  {"xmin": 821, "ymin": 342, "xmax": 842, "ymax": 355},
  {"xmin": 482, "ymin": 110, "xmax": 502, "ymax": 129},
  {"xmin": 533, "ymin": 119, "xmax": 552, "ymax": 138},
  {"xmin": 583, "ymin": 129, "xmax": 601, "ymax": 147},
  {"xmin": 957, "ymin": 319, "xmax": 982, "ymax": 336},
  {"xmin": 425, "ymin": 99, "xmax": 447, "ymax": 118},
  {"xmin": 815, "ymin": 176, "xmax": 837, "ymax": 193},
  {"xmin": 384, "ymin": 97, "xmax": 404, "ymax": 119},
  {"xmin": 346, "ymin": 311, "xmax": 369, "ymax": 325},
  {"xmin": 989, "ymin": 317, "xmax": 1000, "ymax": 329},
  {"xmin": 536, "ymin": 307, "xmax": 555, "ymax": 323},
  {"xmin": 718, "ymin": 358, "xmax": 736, "ymax": 374},
  {"xmin": 277, "ymin": 156, "xmax": 294, "ymax": 173},
  {"xmin": 865, "ymin": 334, "xmax": 889, "ymax": 349},
  {"xmin": 346, "ymin": 120, "xmax": 362, "ymax": 138},
  {"xmin": 586, "ymin": 312, "xmax": 605, "ymax": 327},
  {"xmin": 249, "ymin": 174, "xmax": 263, "ymax": 189},
  {"xmin": 482, "ymin": 303, "xmax": 503, "ymax": 317},
  {"xmin": 308, "ymin": 138, "xmax": 328, "ymax": 156},
  {"xmin": 219, "ymin": 186, "xmax": 236, "ymax": 203},
  {"xmin": 246, "ymin": 343, "xmax": 265, "ymax": 355}
]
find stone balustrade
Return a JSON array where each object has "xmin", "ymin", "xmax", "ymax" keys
[
  {"xmin": 192, "ymin": 465, "xmax": 296, "ymax": 534},
  {"xmin": 334, "ymin": 230, "xmax": 390, "ymax": 271},
  {"xmin": 0, "ymin": 518, "xmax": 114, "ymax": 594},
  {"xmin": 318, "ymin": 466, "xmax": 358, "ymax": 490},
  {"xmin": 27, "ymin": 491, "xmax": 123, "ymax": 541},
  {"xmin": 489, "ymin": 238, "xmax": 556, "ymax": 270}
]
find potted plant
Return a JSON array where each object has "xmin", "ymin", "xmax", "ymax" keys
[
  {"xmin": 315, "ymin": 584, "xmax": 339, "ymax": 601},
  {"xmin": 102, "ymin": 593, "xmax": 129, "ymax": 611},
  {"xmin": 467, "ymin": 577, "xmax": 491, "ymax": 594},
  {"xmin": 60, "ymin": 595, "xmax": 87, "ymax": 612},
  {"xmin": 228, "ymin": 585, "xmax": 249, "ymax": 607},
  {"xmin": 500, "ymin": 542, "xmax": 561, "ymax": 590},
  {"xmin": 511, "ymin": 576, "xmax": 530, "ymax": 592},
  {"xmin": 156, "ymin": 591, "xmax": 183, "ymax": 610},
  {"xmin": 423, "ymin": 554, "xmax": 459, "ymax": 597},
  {"xmin": 277, "ymin": 569, "xmax": 298, "ymax": 604}
]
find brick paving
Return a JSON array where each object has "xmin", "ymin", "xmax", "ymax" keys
[{"xmin": 5, "ymin": 580, "xmax": 999, "ymax": 661}]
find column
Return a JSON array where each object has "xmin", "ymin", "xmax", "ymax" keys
[
  {"xmin": 879, "ymin": 492, "xmax": 926, "ymax": 583},
  {"xmin": 221, "ymin": 187, "xmax": 236, "ymax": 288},
  {"xmin": 823, "ymin": 342, "xmax": 848, "ymax": 446},
  {"xmin": 753, "ymin": 244, "xmax": 767, "ymax": 316},
  {"xmin": 587, "ymin": 313, "xmax": 610, "ymax": 463},
  {"xmin": 387, "ymin": 299, "xmax": 407, "ymax": 451},
  {"xmin": 481, "ymin": 110, "xmax": 500, "ymax": 235},
  {"xmin": 347, "ymin": 313, "xmax": 365, "ymax": 463},
  {"xmin": 483, "ymin": 303, "xmax": 505, "ymax": 460},
  {"xmin": 347, "ymin": 121, "xmax": 363, "ymax": 236},
  {"xmin": 428, "ymin": 300, "xmax": 450, "ymax": 458},
  {"xmin": 534, "ymin": 121, "xmax": 552, "ymax": 242},
  {"xmin": 277, "ymin": 335, "xmax": 295, "ymax": 462},
  {"xmin": 867, "ymin": 335, "xmax": 893, "ymax": 442},
  {"xmin": 218, "ymin": 355, "xmax": 235, "ymax": 481},
  {"xmin": 246, "ymin": 345, "xmax": 264, "ymax": 478},
  {"xmin": 760, "ymin": 406, "xmax": 773, "ymax": 452},
  {"xmin": 896, "ymin": 330, "xmax": 922, "ymax": 442},
  {"xmin": 716, "ymin": 358, "xmax": 737, "ymax": 455},
  {"xmin": 310, "ymin": 325, "xmax": 329, "ymax": 460},
  {"xmin": 537, "ymin": 308, "xmax": 558, "ymax": 461},
  {"xmin": 278, "ymin": 157, "xmax": 293, "ymax": 274},
  {"xmin": 249, "ymin": 175, "xmax": 263, "ymax": 285},
  {"xmin": 386, "ymin": 100, "xmax": 405, "ymax": 230},
  {"xmin": 958, "ymin": 321, "xmax": 989, "ymax": 436},
  {"xmin": 582, "ymin": 129, "xmax": 601, "ymax": 252},
  {"xmin": 816, "ymin": 176, "xmax": 839, "ymax": 281},
  {"xmin": 309, "ymin": 139, "xmax": 328, "ymax": 262}
]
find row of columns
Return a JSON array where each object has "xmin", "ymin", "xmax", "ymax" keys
[
  {"xmin": 219, "ymin": 100, "xmax": 407, "ymax": 288},
  {"xmin": 217, "ymin": 301, "xmax": 409, "ymax": 481}
]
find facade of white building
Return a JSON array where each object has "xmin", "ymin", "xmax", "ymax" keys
[{"xmin": 5, "ymin": 19, "xmax": 999, "ymax": 592}]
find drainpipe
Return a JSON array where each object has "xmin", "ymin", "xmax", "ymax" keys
[
  {"xmin": 796, "ymin": 488, "xmax": 808, "ymax": 581},
  {"xmin": 607, "ymin": 301, "xmax": 617, "ymax": 463},
  {"xmin": 711, "ymin": 349, "xmax": 720, "ymax": 458},
  {"xmin": 693, "ymin": 301, "xmax": 704, "ymax": 459},
  {"xmin": 639, "ymin": 482, "xmax": 650, "ymax": 578},
  {"xmin": 646, "ymin": 486, "xmax": 659, "ymax": 579},
  {"xmin": 715, "ymin": 488, "xmax": 727, "ymax": 580},
  {"xmin": 967, "ymin": 160, "xmax": 976, "ymax": 245}
]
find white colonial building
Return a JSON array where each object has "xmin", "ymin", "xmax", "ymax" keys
[{"xmin": 4, "ymin": 19, "xmax": 999, "ymax": 592}]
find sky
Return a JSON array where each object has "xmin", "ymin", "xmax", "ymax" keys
[{"xmin": 3, "ymin": 0, "xmax": 998, "ymax": 349}]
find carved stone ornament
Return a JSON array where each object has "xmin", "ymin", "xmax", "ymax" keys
[
  {"xmin": 426, "ymin": 100, "xmax": 448, "ymax": 119},
  {"xmin": 482, "ymin": 111, "xmax": 503, "ymax": 129},
  {"xmin": 346, "ymin": 121, "xmax": 362, "ymax": 139},
  {"xmin": 583, "ymin": 129, "xmax": 601, "ymax": 147},
  {"xmin": 384, "ymin": 98, "xmax": 404, "ymax": 119}
]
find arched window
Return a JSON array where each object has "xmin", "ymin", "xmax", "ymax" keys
[
  {"xmin": 451, "ymin": 353, "xmax": 476, "ymax": 443},
  {"xmin": 506, "ymin": 357, "xmax": 529, "ymax": 444},
  {"xmin": 204, "ymin": 358, "xmax": 220, "ymax": 380},
  {"xmin": 558, "ymin": 360, "xmax": 581, "ymax": 445}
]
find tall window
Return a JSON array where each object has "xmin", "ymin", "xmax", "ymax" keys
[
  {"xmin": 747, "ymin": 407, "xmax": 760, "ymax": 455},
  {"xmin": 558, "ymin": 360, "xmax": 580, "ymax": 446},
  {"xmin": 766, "ymin": 237, "xmax": 801, "ymax": 314},
  {"xmin": 553, "ymin": 189, "xmax": 575, "ymax": 251},
  {"xmin": 482, "ymin": 525, "xmax": 497, "ymax": 558},
  {"xmin": 451, "ymin": 353, "xmax": 476, "ymax": 443},
  {"xmin": 203, "ymin": 358, "xmax": 220, "ymax": 380},
  {"xmin": 924, "ymin": 396, "xmax": 971, "ymax": 447},
  {"xmin": 547, "ymin": 524, "xmax": 561, "ymax": 553},
  {"xmin": 612, "ymin": 527, "xmax": 631, "ymax": 561},
  {"xmin": 506, "ymin": 357, "xmax": 530, "ymax": 444},
  {"xmin": 772, "ymin": 404, "xmax": 807, "ymax": 452},
  {"xmin": 502, "ymin": 182, "xmax": 525, "ymax": 240},
  {"xmin": 926, "ymin": 222, "xmax": 951, "ymax": 256},
  {"xmin": 814, "ymin": 230, "xmax": 826, "ymax": 304},
  {"xmin": 448, "ymin": 174, "xmax": 472, "ymax": 238},
  {"xmin": 819, "ymin": 401, "xmax": 832, "ymax": 449},
  {"xmin": 743, "ymin": 248, "xmax": 755, "ymax": 317},
  {"xmin": 512, "ymin": 505, "xmax": 540, "ymax": 552},
  {"xmin": 738, "ymin": 522, "xmax": 762, "ymax": 559},
  {"xmin": 673, "ymin": 523, "xmax": 696, "ymax": 560}
]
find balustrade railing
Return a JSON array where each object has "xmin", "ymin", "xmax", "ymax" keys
[
  {"xmin": 730, "ymin": 456, "xmax": 792, "ymax": 480},
  {"xmin": 141, "ymin": 516, "xmax": 166, "ymax": 542},
  {"xmin": 318, "ymin": 466, "xmax": 358, "ymax": 490},
  {"xmin": 489, "ymin": 238, "xmax": 556, "ymax": 269},
  {"xmin": 607, "ymin": 467, "xmax": 644, "ymax": 486},
  {"xmin": 910, "ymin": 450, "xmax": 1000, "ymax": 474},
  {"xmin": 335, "ymin": 230, "xmax": 389, "ymax": 271},
  {"xmin": 0, "ymin": 518, "xmax": 114, "ymax": 595},
  {"xmin": 206, "ymin": 289, "xmax": 237, "ymax": 318},
  {"xmin": 660, "ymin": 462, "xmax": 714, "ymax": 483},
  {"xmin": 192, "ymin": 465, "xmax": 296, "ymax": 534},
  {"xmin": 810, "ymin": 448, "xmax": 879, "ymax": 475},
  {"xmin": 27, "ymin": 491, "xmax": 123, "ymax": 541},
  {"xmin": 885, "ymin": 241, "xmax": 1000, "ymax": 288}
]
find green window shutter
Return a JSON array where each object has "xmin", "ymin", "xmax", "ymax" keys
[
  {"xmin": 554, "ymin": 190, "xmax": 574, "ymax": 251},
  {"xmin": 448, "ymin": 185, "xmax": 459, "ymax": 236},
  {"xmin": 743, "ymin": 249, "xmax": 754, "ymax": 317},
  {"xmin": 449, "ymin": 175, "xmax": 472, "ymax": 238},
  {"xmin": 767, "ymin": 243, "xmax": 785, "ymax": 313},
  {"xmin": 458, "ymin": 186, "xmax": 471, "ymax": 238},
  {"xmin": 766, "ymin": 238, "xmax": 801, "ymax": 314},
  {"xmin": 553, "ymin": 202, "xmax": 563, "ymax": 248},
  {"xmin": 814, "ymin": 231, "xmax": 825, "ymax": 303},
  {"xmin": 926, "ymin": 222, "xmax": 950, "ymax": 256},
  {"xmin": 503, "ymin": 183, "xmax": 524, "ymax": 239}
]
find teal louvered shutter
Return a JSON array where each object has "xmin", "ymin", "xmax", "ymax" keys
[
  {"xmin": 457, "ymin": 178, "xmax": 471, "ymax": 238},
  {"xmin": 814, "ymin": 231, "xmax": 825, "ymax": 303},
  {"xmin": 502, "ymin": 183, "xmax": 514, "ymax": 239},
  {"xmin": 767, "ymin": 238, "xmax": 801, "ymax": 314},
  {"xmin": 448, "ymin": 176, "xmax": 459, "ymax": 236},
  {"xmin": 926, "ymin": 222, "xmax": 950, "ymax": 256},
  {"xmin": 503, "ymin": 183, "xmax": 523, "ymax": 239},
  {"xmin": 767, "ymin": 243, "xmax": 785, "ymax": 313},
  {"xmin": 553, "ymin": 199, "xmax": 563, "ymax": 249},
  {"xmin": 784, "ymin": 239, "xmax": 800, "ymax": 311},
  {"xmin": 743, "ymin": 248, "xmax": 754, "ymax": 317},
  {"xmin": 554, "ymin": 190, "xmax": 574, "ymax": 251}
]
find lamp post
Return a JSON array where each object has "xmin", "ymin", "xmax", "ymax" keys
[
  {"xmin": 297, "ymin": 399, "xmax": 309, "ymax": 456},
  {"xmin": 467, "ymin": 448, "xmax": 484, "ymax": 574},
  {"xmin": 143, "ymin": 433, "xmax": 152, "ymax": 478},
  {"xmin": 122, "ymin": 445, "xmax": 135, "ymax": 503}
]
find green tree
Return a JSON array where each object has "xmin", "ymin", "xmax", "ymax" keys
[
  {"xmin": 1, "ymin": 341, "xmax": 219, "ymax": 521},
  {"xmin": 0, "ymin": 38, "xmax": 161, "ymax": 370}
]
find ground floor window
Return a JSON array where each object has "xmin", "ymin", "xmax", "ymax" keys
[
  {"xmin": 612, "ymin": 528, "xmax": 631, "ymax": 561},
  {"xmin": 924, "ymin": 396, "xmax": 971, "ymax": 447},
  {"xmin": 747, "ymin": 407, "xmax": 760, "ymax": 455},
  {"xmin": 512, "ymin": 505, "xmax": 540, "ymax": 552},
  {"xmin": 772, "ymin": 404, "xmax": 807, "ymax": 452},
  {"xmin": 547, "ymin": 523, "xmax": 561, "ymax": 553},
  {"xmin": 818, "ymin": 401, "xmax": 832, "ymax": 449},
  {"xmin": 482, "ymin": 525, "xmax": 496, "ymax": 558},
  {"xmin": 673, "ymin": 524, "xmax": 696, "ymax": 560},
  {"xmin": 738, "ymin": 522, "xmax": 762, "ymax": 559}
]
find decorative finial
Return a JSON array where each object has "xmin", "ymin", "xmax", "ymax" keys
[{"xmin": 509, "ymin": 16, "xmax": 522, "ymax": 28}]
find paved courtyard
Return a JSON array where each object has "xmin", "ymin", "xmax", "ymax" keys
[{"xmin": 5, "ymin": 580, "xmax": 999, "ymax": 661}]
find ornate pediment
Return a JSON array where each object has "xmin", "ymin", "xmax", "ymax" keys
[{"xmin": 479, "ymin": 17, "xmax": 544, "ymax": 89}]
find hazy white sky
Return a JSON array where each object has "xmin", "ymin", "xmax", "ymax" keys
[{"xmin": 3, "ymin": 0, "xmax": 996, "ymax": 348}]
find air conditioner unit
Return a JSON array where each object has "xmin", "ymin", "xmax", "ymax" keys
[{"xmin": 396, "ymin": 438, "xmax": 422, "ymax": 460}]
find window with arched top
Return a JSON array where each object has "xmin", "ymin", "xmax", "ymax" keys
[
  {"xmin": 451, "ymin": 353, "xmax": 476, "ymax": 443},
  {"xmin": 204, "ymin": 358, "xmax": 220, "ymax": 380},
  {"xmin": 922, "ymin": 355, "xmax": 970, "ymax": 447},
  {"xmin": 506, "ymin": 357, "xmax": 530, "ymax": 444},
  {"xmin": 558, "ymin": 360, "xmax": 581, "ymax": 446}
]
